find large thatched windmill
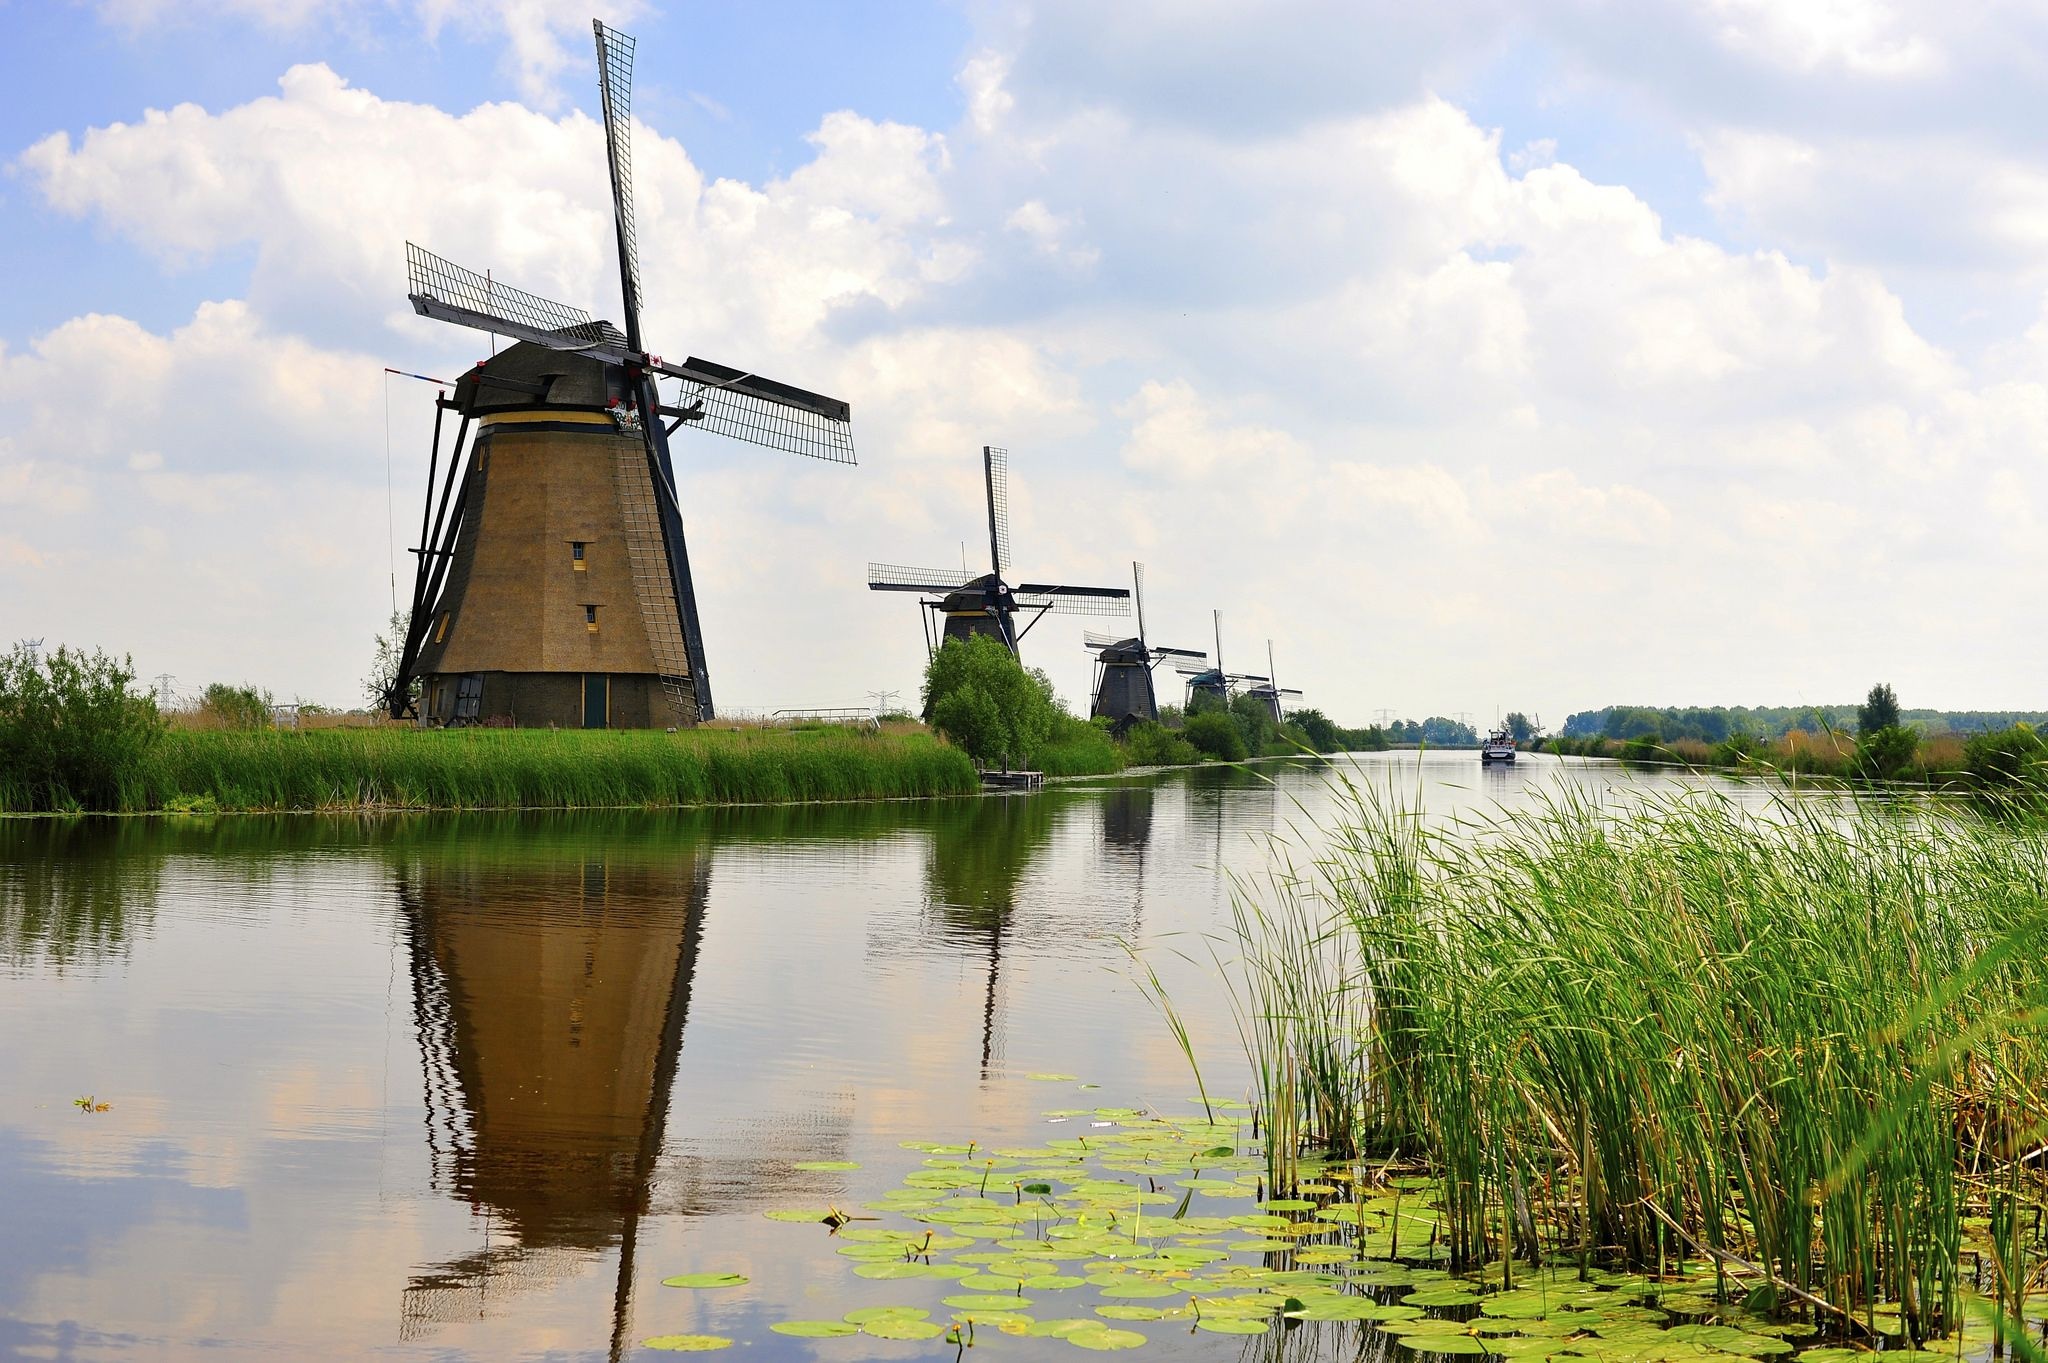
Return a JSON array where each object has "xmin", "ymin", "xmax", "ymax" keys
[
  {"xmin": 867, "ymin": 445, "xmax": 1130, "ymax": 658},
  {"xmin": 387, "ymin": 21, "xmax": 856, "ymax": 728},
  {"xmin": 1083, "ymin": 563, "xmax": 1206, "ymax": 730}
]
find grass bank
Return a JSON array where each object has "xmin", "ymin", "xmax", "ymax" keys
[
  {"xmin": 6, "ymin": 726, "xmax": 979, "ymax": 813},
  {"xmin": 1224, "ymin": 778, "xmax": 2048, "ymax": 1343}
]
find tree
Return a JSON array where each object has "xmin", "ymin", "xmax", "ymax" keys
[
  {"xmin": 364, "ymin": 609, "xmax": 416, "ymax": 713},
  {"xmin": 1229, "ymin": 692, "xmax": 1278, "ymax": 754},
  {"xmin": 1504, "ymin": 712, "xmax": 1534, "ymax": 742},
  {"xmin": 1286, "ymin": 708, "xmax": 1340, "ymax": 753},
  {"xmin": 922, "ymin": 635, "xmax": 1058, "ymax": 768},
  {"xmin": 1858, "ymin": 683, "xmax": 1901, "ymax": 736}
]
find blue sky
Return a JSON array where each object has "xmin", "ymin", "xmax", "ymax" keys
[{"xmin": 7, "ymin": 1, "xmax": 2048, "ymax": 722}]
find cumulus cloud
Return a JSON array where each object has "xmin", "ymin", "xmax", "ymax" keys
[{"xmin": 13, "ymin": 2, "xmax": 2048, "ymax": 717}]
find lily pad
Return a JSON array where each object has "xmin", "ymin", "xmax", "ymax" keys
[
  {"xmin": 642, "ymin": 1336, "xmax": 732, "ymax": 1352},
  {"xmin": 658, "ymin": 1273, "xmax": 747, "ymax": 1289},
  {"xmin": 1196, "ymin": 1317, "xmax": 1269, "ymax": 1334},
  {"xmin": 946, "ymin": 1294, "xmax": 1035, "ymax": 1310},
  {"xmin": 770, "ymin": 1321, "xmax": 859, "ymax": 1338},
  {"xmin": 1068, "ymin": 1325, "xmax": 1149, "ymax": 1350}
]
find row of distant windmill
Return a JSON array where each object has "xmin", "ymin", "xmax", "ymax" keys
[{"xmin": 381, "ymin": 19, "xmax": 1301, "ymax": 733}]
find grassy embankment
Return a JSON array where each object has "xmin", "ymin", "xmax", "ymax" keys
[
  {"xmin": 1541, "ymin": 724, "xmax": 2048, "ymax": 800},
  {"xmin": 1219, "ymin": 776, "xmax": 2048, "ymax": 1345},
  {"xmin": 4, "ymin": 725, "xmax": 979, "ymax": 814}
]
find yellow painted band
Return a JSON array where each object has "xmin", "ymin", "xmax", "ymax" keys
[{"xmin": 480, "ymin": 411, "xmax": 619, "ymax": 427}]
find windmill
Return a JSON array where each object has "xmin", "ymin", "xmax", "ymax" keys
[
  {"xmin": 1083, "ymin": 562, "xmax": 1205, "ymax": 730},
  {"xmin": 1242, "ymin": 639, "xmax": 1304, "ymax": 725},
  {"xmin": 386, "ymin": 20, "xmax": 856, "ymax": 729},
  {"xmin": 867, "ymin": 445, "xmax": 1129, "ymax": 658},
  {"xmin": 1174, "ymin": 610, "xmax": 1271, "ymax": 712}
]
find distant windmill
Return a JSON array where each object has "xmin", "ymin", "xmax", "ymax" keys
[
  {"xmin": 1175, "ymin": 611, "xmax": 1272, "ymax": 712},
  {"xmin": 1242, "ymin": 640, "xmax": 1304, "ymax": 725},
  {"xmin": 867, "ymin": 446, "xmax": 1129, "ymax": 658},
  {"xmin": 387, "ymin": 20, "xmax": 857, "ymax": 729},
  {"xmin": 1083, "ymin": 563, "xmax": 1205, "ymax": 730}
]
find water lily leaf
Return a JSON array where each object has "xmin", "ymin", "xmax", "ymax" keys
[
  {"xmin": 1197, "ymin": 1317, "xmax": 1269, "ymax": 1334},
  {"xmin": 1096, "ymin": 1305, "xmax": 1173, "ymax": 1321},
  {"xmin": 1098, "ymin": 1281, "xmax": 1182, "ymax": 1299},
  {"xmin": 946, "ymin": 1294, "xmax": 1035, "ymax": 1310},
  {"xmin": 770, "ymin": 1321, "xmax": 859, "ymax": 1337},
  {"xmin": 1023, "ymin": 1274, "xmax": 1087, "ymax": 1290},
  {"xmin": 659, "ymin": 1273, "xmax": 747, "ymax": 1289},
  {"xmin": 1068, "ymin": 1325, "xmax": 1149, "ymax": 1350},
  {"xmin": 762, "ymin": 1208, "xmax": 835, "ymax": 1223},
  {"xmin": 863, "ymin": 1317, "xmax": 945, "ymax": 1340},
  {"xmin": 854, "ymin": 1261, "xmax": 952, "ymax": 1280},
  {"xmin": 1406, "ymin": 1288, "xmax": 1484, "ymax": 1307},
  {"xmin": 793, "ymin": 1160, "xmax": 860, "ymax": 1171},
  {"xmin": 1031, "ymin": 1318, "xmax": 1109, "ymax": 1336},
  {"xmin": 844, "ymin": 1306, "xmax": 930, "ymax": 1324},
  {"xmin": 642, "ymin": 1336, "xmax": 732, "ymax": 1352},
  {"xmin": 1410, "ymin": 1337, "xmax": 1490, "ymax": 1355}
]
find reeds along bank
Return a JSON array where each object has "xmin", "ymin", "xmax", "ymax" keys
[{"xmin": 1225, "ymin": 776, "xmax": 2048, "ymax": 1342}]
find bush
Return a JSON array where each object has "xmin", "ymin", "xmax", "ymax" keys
[
  {"xmin": 1963, "ymin": 724, "xmax": 2048, "ymax": 792},
  {"xmin": 1184, "ymin": 710, "xmax": 1248, "ymax": 761},
  {"xmin": 1854, "ymin": 724, "xmax": 1919, "ymax": 781},
  {"xmin": 201, "ymin": 682, "xmax": 274, "ymax": 730},
  {"xmin": 1035, "ymin": 714, "xmax": 1128, "ymax": 777},
  {"xmin": 0, "ymin": 642, "xmax": 164, "ymax": 811},
  {"xmin": 923, "ymin": 636, "xmax": 1057, "ymax": 768},
  {"xmin": 1125, "ymin": 720, "xmax": 1201, "ymax": 767}
]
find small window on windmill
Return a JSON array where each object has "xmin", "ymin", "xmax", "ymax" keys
[
  {"xmin": 570, "ymin": 541, "xmax": 587, "ymax": 571},
  {"xmin": 454, "ymin": 675, "xmax": 483, "ymax": 721},
  {"xmin": 585, "ymin": 604, "xmax": 599, "ymax": 633},
  {"xmin": 434, "ymin": 614, "xmax": 449, "ymax": 644}
]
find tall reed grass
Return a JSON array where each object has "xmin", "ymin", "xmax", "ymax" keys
[
  {"xmin": 1225, "ymin": 775, "xmax": 2048, "ymax": 1339},
  {"xmin": 29, "ymin": 725, "xmax": 980, "ymax": 813}
]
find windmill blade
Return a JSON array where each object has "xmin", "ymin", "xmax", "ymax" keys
[
  {"xmin": 984, "ymin": 446, "xmax": 1011, "ymax": 575},
  {"xmin": 1175, "ymin": 662, "xmax": 1214, "ymax": 677},
  {"xmin": 868, "ymin": 563, "xmax": 976, "ymax": 593},
  {"xmin": 1015, "ymin": 585, "xmax": 1131, "ymax": 618},
  {"xmin": 660, "ymin": 358, "xmax": 855, "ymax": 464},
  {"xmin": 1083, "ymin": 630, "xmax": 1126, "ymax": 649},
  {"xmin": 1148, "ymin": 645, "xmax": 1206, "ymax": 660},
  {"xmin": 593, "ymin": 20, "xmax": 645, "ymax": 348},
  {"xmin": 407, "ymin": 243, "xmax": 627, "ymax": 353}
]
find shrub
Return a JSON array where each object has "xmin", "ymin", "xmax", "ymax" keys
[
  {"xmin": 0, "ymin": 642, "xmax": 164, "ymax": 811},
  {"xmin": 1035, "ymin": 714, "xmax": 1128, "ymax": 777},
  {"xmin": 1854, "ymin": 724, "xmax": 1919, "ymax": 781},
  {"xmin": 923, "ymin": 635, "xmax": 1057, "ymax": 768},
  {"xmin": 1125, "ymin": 720, "xmax": 1201, "ymax": 767},
  {"xmin": 201, "ymin": 682, "xmax": 274, "ymax": 730},
  {"xmin": 1964, "ymin": 724, "xmax": 2048, "ymax": 792},
  {"xmin": 1183, "ymin": 710, "xmax": 1248, "ymax": 761},
  {"xmin": 1859, "ymin": 682, "xmax": 1902, "ymax": 735}
]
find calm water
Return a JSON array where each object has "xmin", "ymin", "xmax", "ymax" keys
[{"xmin": 1, "ymin": 753, "xmax": 1790, "ymax": 1362}]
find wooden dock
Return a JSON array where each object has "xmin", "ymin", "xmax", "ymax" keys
[{"xmin": 979, "ymin": 769, "xmax": 1045, "ymax": 792}]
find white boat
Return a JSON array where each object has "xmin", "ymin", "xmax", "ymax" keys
[{"xmin": 1481, "ymin": 727, "xmax": 1517, "ymax": 763}]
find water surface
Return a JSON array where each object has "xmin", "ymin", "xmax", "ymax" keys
[{"xmin": 0, "ymin": 753, "xmax": 1789, "ymax": 1360}]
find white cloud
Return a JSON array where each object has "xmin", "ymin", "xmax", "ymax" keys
[{"xmin": 14, "ymin": 4, "xmax": 2048, "ymax": 718}]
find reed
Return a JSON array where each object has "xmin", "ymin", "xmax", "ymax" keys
[
  {"xmin": 1226, "ymin": 777, "xmax": 2048, "ymax": 1338},
  {"xmin": 62, "ymin": 725, "xmax": 980, "ymax": 813}
]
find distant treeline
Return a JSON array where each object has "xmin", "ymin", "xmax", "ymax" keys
[{"xmin": 1561, "ymin": 705, "xmax": 2048, "ymax": 743}]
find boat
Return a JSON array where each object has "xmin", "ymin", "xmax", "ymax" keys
[{"xmin": 1481, "ymin": 727, "xmax": 1517, "ymax": 763}]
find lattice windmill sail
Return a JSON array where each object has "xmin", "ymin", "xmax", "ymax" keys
[
  {"xmin": 867, "ymin": 445, "xmax": 1129, "ymax": 660},
  {"xmin": 1242, "ymin": 639, "xmax": 1304, "ymax": 725},
  {"xmin": 387, "ymin": 19, "xmax": 856, "ymax": 729},
  {"xmin": 1176, "ymin": 610, "xmax": 1275, "ymax": 712},
  {"xmin": 1084, "ymin": 563, "xmax": 1206, "ymax": 730}
]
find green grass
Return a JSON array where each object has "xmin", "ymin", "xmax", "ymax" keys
[
  {"xmin": 25, "ymin": 725, "xmax": 981, "ymax": 813},
  {"xmin": 1224, "ymin": 775, "xmax": 2048, "ymax": 1339}
]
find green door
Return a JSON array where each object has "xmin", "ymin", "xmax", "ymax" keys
[{"xmin": 582, "ymin": 674, "xmax": 609, "ymax": 729}]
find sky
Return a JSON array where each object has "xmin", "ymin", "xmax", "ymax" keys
[{"xmin": 6, "ymin": 0, "xmax": 2048, "ymax": 727}]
